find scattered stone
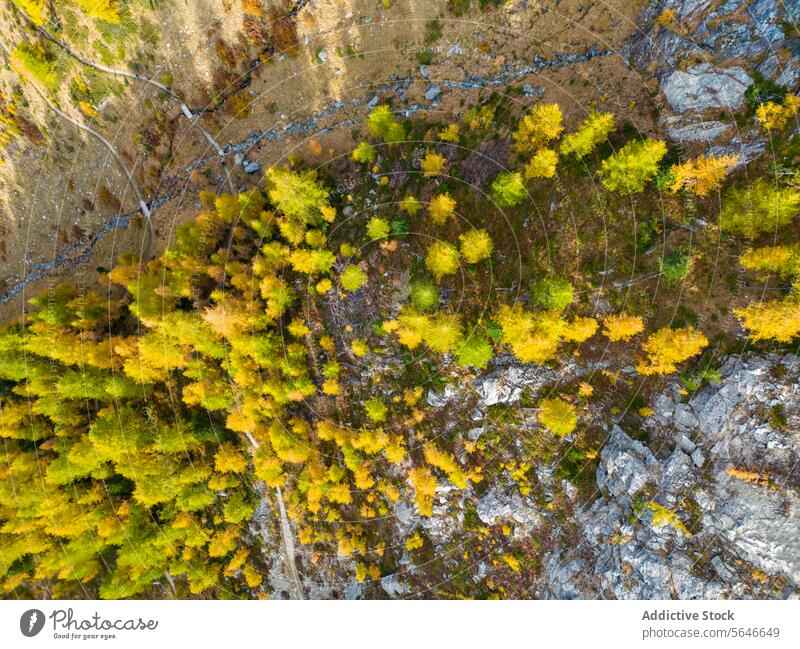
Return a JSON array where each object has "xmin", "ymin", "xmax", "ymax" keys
[
  {"xmin": 445, "ymin": 43, "xmax": 462, "ymax": 58},
  {"xmin": 424, "ymin": 83, "xmax": 442, "ymax": 101},
  {"xmin": 679, "ymin": 435, "xmax": 696, "ymax": 454},
  {"xmin": 477, "ymin": 485, "xmax": 540, "ymax": 530}
]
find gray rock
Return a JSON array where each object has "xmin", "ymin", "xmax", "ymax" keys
[
  {"xmin": 419, "ymin": 64, "xmax": 429, "ymax": 79},
  {"xmin": 540, "ymin": 352, "xmax": 800, "ymax": 599},
  {"xmin": 426, "ymin": 383, "xmax": 459, "ymax": 408},
  {"xmin": 476, "ymin": 485, "xmax": 540, "ymax": 530},
  {"xmin": 711, "ymin": 555, "xmax": 734, "ymax": 582},
  {"xmin": 778, "ymin": 56, "xmax": 800, "ymax": 90},
  {"xmin": 661, "ymin": 64, "xmax": 752, "ymax": 113},
  {"xmin": 381, "ymin": 573, "xmax": 410, "ymax": 598},
  {"xmin": 708, "ymin": 135, "xmax": 766, "ymax": 168},
  {"xmin": 674, "ymin": 403, "xmax": 699, "ymax": 431},
  {"xmin": 424, "ymin": 84, "xmax": 442, "ymax": 101},
  {"xmin": 445, "ymin": 43, "xmax": 462, "ymax": 58},
  {"xmin": 679, "ymin": 435, "xmax": 697, "ymax": 454},
  {"xmin": 243, "ymin": 161, "xmax": 261, "ymax": 174},
  {"xmin": 596, "ymin": 426, "xmax": 660, "ymax": 498},
  {"xmin": 709, "ymin": 480, "xmax": 800, "ymax": 583},
  {"xmin": 663, "ymin": 116, "xmax": 731, "ymax": 143}
]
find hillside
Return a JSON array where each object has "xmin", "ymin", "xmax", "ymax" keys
[{"xmin": 0, "ymin": 0, "xmax": 798, "ymax": 601}]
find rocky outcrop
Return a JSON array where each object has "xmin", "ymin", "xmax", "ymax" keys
[
  {"xmin": 630, "ymin": 0, "xmax": 797, "ymax": 149},
  {"xmin": 661, "ymin": 64, "xmax": 752, "ymax": 113},
  {"xmin": 541, "ymin": 353, "xmax": 800, "ymax": 599}
]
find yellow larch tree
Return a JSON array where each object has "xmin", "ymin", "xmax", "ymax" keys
[
  {"xmin": 602, "ymin": 313, "xmax": 645, "ymax": 342},
  {"xmin": 513, "ymin": 103, "xmax": 563, "ymax": 153},
  {"xmin": 735, "ymin": 298, "xmax": 800, "ymax": 342},
  {"xmin": 669, "ymin": 154, "xmax": 738, "ymax": 197},
  {"xmin": 636, "ymin": 326, "xmax": 708, "ymax": 375}
]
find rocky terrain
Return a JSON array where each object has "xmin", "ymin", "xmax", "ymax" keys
[
  {"xmin": 272, "ymin": 353, "xmax": 800, "ymax": 599},
  {"xmin": 548, "ymin": 353, "xmax": 800, "ymax": 599}
]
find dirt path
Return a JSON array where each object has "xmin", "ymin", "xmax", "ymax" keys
[
  {"xmin": 242, "ymin": 430, "xmax": 304, "ymax": 599},
  {"xmin": 274, "ymin": 486, "xmax": 305, "ymax": 600}
]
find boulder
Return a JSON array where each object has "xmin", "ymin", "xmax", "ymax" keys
[{"xmin": 661, "ymin": 64, "xmax": 752, "ymax": 113}]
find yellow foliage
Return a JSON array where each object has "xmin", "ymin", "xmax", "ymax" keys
[
  {"xmin": 287, "ymin": 318, "xmax": 310, "ymax": 338},
  {"xmin": 408, "ymin": 466, "xmax": 438, "ymax": 516},
  {"xmin": 423, "ymin": 442, "xmax": 467, "ymax": 488},
  {"xmin": 459, "ymin": 229, "xmax": 493, "ymax": 264},
  {"xmin": 428, "ymin": 193, "xmax": 456, "ymax": 224},
  {"xmin": 560, "ymin": 111, "xmax": 615, "ymax": 157},
  {"xmin": 438, "ymin": 123, "xmax": 460, "ymax": 142},
  {"xmin": 243, "ymin": 563, "xmax": 263, "ymax": 587},
  {"xmin": 327, "ymin": 483, "xmax": 352, "ymax": 505},
  {"xmin": 725, "ymin": 467, "xmax": 774, "ymax": 489},
  {"xmin": 11, "ymin": 1, "xmax": 47, "ymax": 25},
  {"xmin": 735, "ymin": 298, "xmax": 800, "ymax": 343},
  {"xmin": 322, "ymin": 378, "xmax": 339, "ymax": 395},
  {"xmin": 425, "ymin": 241, "xmax": 460, "ymax": 280},
  {"xmin": 514, "ymin": 103, "xmax": 563, "ymax": 153},
  {"xmin": 537, "ymin": 397, "xmax": 577, "ymax": 437},
  {"xmin": 602, "ymin": 313, "xmax": 645, "ymax": 342},
  {"xmin": 405, "ymin": 531, "xmax": 424, "ymax": 551},
  {"xmin": 502, "ymin": 554, "xmax": 521, "ymax": 573},
  {"xmin": 351, "ymin": 338, "xmax": 370, "ymax": 357},
  {"xmin": 384, "ymin": 436, "xmax": 406, "ymax": 464},
  {"xmin": 647, "ymin": 501, "xmax": 692, "ymax": 537},
  {"xmin": 740, "ymin": 245, "xmax": 800, "ymax": 279},
  {"xmin": 669, "ymin": 154, "xmax": 738, "ymax": 197},
  {"xmin": 636, "ymin": 326, "xmax": 708, "ymax": 375},
  {"xmin": 524, "ymin": 148, "xmax": 558, "ymax": 179},
  {"xmin": 208, "ymin": 525, "xmax": 240, "ymax": 557},
  {"xmin": 495, "ymin": 304, "xmax": 566, "ymax": 364},
  {"xmin": 562, "ymin": 316, "xmax": 598, "ymax": 343},
  {"xmin": 242, "ymin": 0, "xmax": 264, "ymax": 17},
  {"xmin": 203, "ymin": 298, "xmax": 251, "ymax": 340},
  {"xmin": 214, "ymin": 442, "xmax": 248, "ymax": 474},
  {"xmin": 74, "ymin": 0, "xmax": 120, "ymax": 23},
  {"xmin": 421, "ymin": 151, "xmax": 446, "ymax": 176},
  {"xmin": 756, "ymin": 94, "xmax": 800, "ymax": 131}
]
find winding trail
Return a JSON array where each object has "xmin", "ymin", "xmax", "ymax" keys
[
  {"xmin": 0, "ymin": 35, "xmax": 155, "ymax": 253},
  {"xmin": 33, "ymin": 23, "xmax": 235, "ymax": 193}
]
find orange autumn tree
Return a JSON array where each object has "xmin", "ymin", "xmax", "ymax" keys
[{"xmin": 669, "ymin": 154, "xmax": 738, "ymax": 197}]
